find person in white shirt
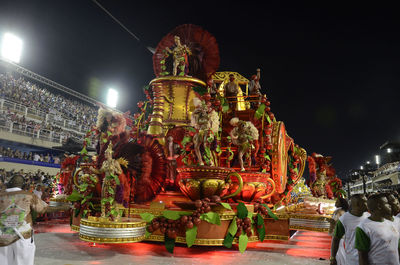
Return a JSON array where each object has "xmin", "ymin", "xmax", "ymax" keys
[
  {"xmin": 330, "ymin": 194, "xmax": 368, "ymax": 265},
  {"xmin": 355, "ymin": 193, "xmax": 400, "ymax": 265},
  {"xmin": 33, "ymin": 185, "xmax": 42, "ymax": 199},
  {"xmin": 33, "ymin": 153, "xmax": 40, "ymax": 162}
]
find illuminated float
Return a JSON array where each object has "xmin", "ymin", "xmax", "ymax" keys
[{"xmin": 54, "ymin": 24, "xmax": 345, "ymax": 252}]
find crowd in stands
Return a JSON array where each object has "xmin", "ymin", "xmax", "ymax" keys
[
  {"xmin": 330, "ymin": 191, "xmax": 400, "ymax": 265},
  {"xmin": 0, "ymin": 73, "xmax": 98, "ymax": 126},
  {"xmin": 0, "ymin": 146, "xmax": 61, "ymax": 164},
  {"xmin": 0, "ymin": 72, "xmax": 99, "ymax": 142},
  {"xmin": 0, "ymin": 108, "xmax": 83, "ymax": 142},
  {"xmin": 0, "ymin": 168, "xmax": 55, "ymax": 202}
]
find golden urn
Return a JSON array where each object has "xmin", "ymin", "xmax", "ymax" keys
[{"xmin": 176, "ymin": 166, "xmax": 243, "ymax": 201}]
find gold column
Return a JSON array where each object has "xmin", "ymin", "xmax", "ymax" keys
[{"xmin": 147, "ymin": 76, "xmax": 206, "ymax": 136}]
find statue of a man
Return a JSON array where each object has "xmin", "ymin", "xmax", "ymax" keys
[{"xmin": 166, "ymin": 35, "xmax": 191, "ymax": 76}]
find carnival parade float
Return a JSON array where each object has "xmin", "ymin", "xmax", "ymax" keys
[{"xmin": 53, "ymin": 24, "xmax": 344, "ymax": 253}]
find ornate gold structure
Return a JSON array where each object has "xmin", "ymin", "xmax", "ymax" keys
[
  {"xmin": 176, "ymin": 166, "xmax": 244, "ymax": 200},
  {"xmin": 147, "ymin": 76, "xmax": 206, "ymax": 135},
  {"xmin": 146, "ymin": 234, "xmax": 260, "ymax": 246},
  {"xmin": 70, "ymin": 224, "xmax": 80, "ymax": 232},
  {"xmin": 212, "ymin": 71, "xmax": 249, "ymax": 110},
  {"xmin": 79, "ymin": 218, "xmax": 146, "ymax": 244}
]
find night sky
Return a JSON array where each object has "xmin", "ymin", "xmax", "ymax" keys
[{"xmin": 1, "ymin": 1, "xmax": 399, "ymax": 178}]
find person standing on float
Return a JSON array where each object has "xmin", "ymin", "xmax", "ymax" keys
[{"xmin": 330, "ymin": 194, "xmax": 369, "ymax": 265}]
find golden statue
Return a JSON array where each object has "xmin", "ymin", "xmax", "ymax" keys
[{"xmin": 165, "ymin": 35, "xmax": 192, "ymax": 76}]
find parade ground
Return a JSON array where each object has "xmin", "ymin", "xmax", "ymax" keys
[{"xmin": 33, "ymin": 219, "xmax": 330, "ymax": 265}]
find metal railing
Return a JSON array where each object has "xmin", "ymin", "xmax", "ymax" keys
[
  {"xmin": 0, "ymin": 122, "xmax": 84, "ymax": 144},
  {"xmin": 0, "ymin": 98, "xmax": 90, "ymax": 135}
]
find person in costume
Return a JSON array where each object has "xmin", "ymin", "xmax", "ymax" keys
[
  {"xmin": 355, "ymin": 193, "xmax": 400, "ymax": 265},
  {"xmin": 330, "ymin": 194, "xmax": 369, "ymax": 265},
  {"xmin": 0, "ymin": 175, "xmax": 69, "ymax": 265},
  {"xmin": 90, "ymin": 143, "xmax": 129, "ymax": 219},
  {"xmin": 229, "ymin": 117, "xmax": 259, "ymax": 171}
]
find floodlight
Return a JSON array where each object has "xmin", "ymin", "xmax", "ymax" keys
[
  {"xmin": 1, "ymin": 33, "xmax": 23, "ymax": 63},
  {"xmin": 360, "ymin": 166, "xmax": 364, "ymax": 170},
  {"xmin": 375, "ymin": 155, "xmax": 380, "ymax": 165},
  {"xmin": 387, "ymin": 148, "xmax": 392, "ymax": 153},
  {"xmin": 106, "ymin": 88, "xmax": 118, "ymax": 108},
  {"xmin": 366, "ymin": 161, "xmax": 370, "ymax": 164}
]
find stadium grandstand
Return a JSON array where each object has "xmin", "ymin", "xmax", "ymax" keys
[{"xmin": 0, "ymin": 58, "xmax": 100, "ymax": 187}]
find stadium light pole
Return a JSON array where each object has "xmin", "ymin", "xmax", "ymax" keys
[
  {"xmin": 375, "ymin": 155, "xmax": 380, "ymax": 167},
  {"xmin": 1, "ymin": 32, "xmax": 23, "ymax": 63},
  {"xmin": 106, "ymin": 88, "xmax": 119, "ymax": 108}
]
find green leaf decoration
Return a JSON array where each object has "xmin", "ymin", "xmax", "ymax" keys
[
  {"xmin": 165, "ymin": 235, "xmax": 175, "ymax": 253},
  {"xmin": 220, "ymin": 202, "xmax": 232, "ymax": 210},
  {"xmin": 228, "ymin": 148, "xmax": 234, "ymax": 161},
  {"xmin": 264, "ymin": 154, "xmax": 271, "ymax": 161},
  {"xmin": 257, "ymin": 213, "xmax": 266, "ymax": 242},
  {"xmin": 238, "ymin": 233, "xmax": 249, "ymax": 253},
  {"xmin": 200, "ymin": 212, "xmax": 221, "ymax": 225},
  {"xmin": 163, "ymin": 210, "xmax": 181, "ymax": 220},
  {"xmin": 145, "ymin": 229, "xmax": 151, "ymax": 239},
  {"xmin": 237, "ymin": 202, "xmax": 248, "ymax": 219},
  {"xmin": 204, "ymin": 146, "xmax": 211, "ymax": 159},
  {"xmin": 222, "ymin": 102, "xmax": 229, "ymax": 113},
  {"xmin": 186, "ymin": 226, "xmax": 197, "ymax": 247},
  {"xmin": 80, "ymin": 147, "xmax": 88, "ymax": 155},
  {"xmin": 215, "ymin": 146, "xmax": 221, "ymax": 153},
  {"xmin": 187, "ymin": 127, "xmax": 196, "ymax": 132},
  {"xmin": 266, "ymin": 115, "xmax": 272, "ymax": 124},
  {"xmin": 108, "ymin": 186, "xmax": 115, "ymax": 195},
  {"xmin": 261, "ymin": 204, "xmax": 278, "ymax": 220},
  {"xmin": 67, "ymin": 190, "xmax": 83, "ymax": 202},
  {"xmin": 294, "ymin": 168, "xmax": 299, "ymax": 174},
  {"xmin": 111, "ymin": 209, "xmax": 118, "ymax": 217},
  {"xmin": 102, "ymin": 138, "xmax": 108, "ymax": 143},
  {"xmin": 223, "ymin": 233, "xmax": 234, "ymax": 248},
  {"xmin": 140, "ymin": 213, "xmax": 155, "ymax": 223},
  {"xmin": 163, "ymin": 210, "xmax": 192, "ymax": 220},
  {"xmin": 107, "ymin": 131, "xmax": 112, "ymax": 137},
  {"xmin": 254, "ymin": 104, "xmax": 266, "ymax": 120},
  {"xmin": 228, "ymin": 216, "xmax": 238, "ymax": 236}
]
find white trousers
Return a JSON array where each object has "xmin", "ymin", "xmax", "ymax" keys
[{"xmin": 0, "ymin": 237, "xmax": 36, "ymax": 265}]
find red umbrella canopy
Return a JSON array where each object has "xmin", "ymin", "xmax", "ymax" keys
[{"xmin": 153, "ymin": 24, "xmax": 220, "ymax": 81}]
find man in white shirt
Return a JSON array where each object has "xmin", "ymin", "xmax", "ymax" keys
[
  {"xmin": 0, "ymin": 175, "xmax": 69, "ymax": 265},
  {"xmin": 355, "ymin": 193, "xmax": 400, "ymax": 265},
  {"xmin": 330, "ymin": 194, "xmax": 369, "ymax": 265}
]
